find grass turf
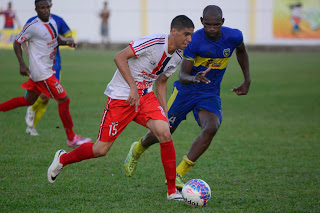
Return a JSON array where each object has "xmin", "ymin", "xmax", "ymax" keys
[{"xmin": 0, "ymin": 49, "xmax": 319, "ymax": 212}]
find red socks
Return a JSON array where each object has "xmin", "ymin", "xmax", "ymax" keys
[
  {"xmin": 0, "ymin": 96, "xmax": 32, "ymax": 112},
  {"xmin": 160, "ymin": 140, "xmax": 177, "ymax": 195},
  {"xmin": 58, "ymin": 98, "xmax": 75, "ymax": 141},
  {"xmin": 60, "ymin": 142, "xmax": 96, "ymax": 166}
]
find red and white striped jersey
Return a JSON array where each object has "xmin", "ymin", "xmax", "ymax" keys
[
  {"xmin": 15, "ymin": 17, "xmax": 58, "ymax": 82},
  {"xmin": 105, "ymin": 34, "xmax": 183, "ymax": 100}
]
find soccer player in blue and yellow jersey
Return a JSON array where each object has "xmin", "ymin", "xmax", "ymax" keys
[
  {"xmin": 125, "ymin": 5, "xmax": 251, "ymax": 189},
  {"xmin": 24, "ymin": 0, "xmax": 74, "ymax": 136}
]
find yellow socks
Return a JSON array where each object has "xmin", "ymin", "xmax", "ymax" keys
[
  {"xmin": 176, "ymin": 155, "xmax": 195, "ymax": 176},
  {"xmin": 31, "ymin": 96, "xmax": 46, "ymax": 112},
  {"xmin": 133, "ymin": 137, "xmax": 149, "ymax": 158},
  {"xmin": 33, "ymin": 103, "xmax": 48, "ymax": 127}
]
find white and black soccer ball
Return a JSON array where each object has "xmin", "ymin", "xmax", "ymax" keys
[{"xmin": 181, "ymin": 179, "xmax": 211, "ymax": 207}]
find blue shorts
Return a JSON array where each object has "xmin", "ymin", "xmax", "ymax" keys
[{"xmin": 167, "ymin": 86, "xmax": 222, "ymax": 127}]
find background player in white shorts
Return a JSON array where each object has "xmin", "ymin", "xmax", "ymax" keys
[{"xmin": 48, "ymin": 15, "xmax": 194, "ymax": 201}]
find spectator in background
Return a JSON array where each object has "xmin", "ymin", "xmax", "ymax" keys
[
  {"xmin": 24, "ymin": 0, "xmax": 75, "ymax": 136},
  {"xmin": 0, "ymin": 1, "xmax": 20, "ymax": 29},
  {"xmin": 99, "ymin": 1, "xmax": 110, "ymax": 46}
]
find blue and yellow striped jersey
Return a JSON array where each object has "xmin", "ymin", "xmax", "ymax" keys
[{"xmin": 175, "ymin": 26, "xmax": 243, "ymax": 96}]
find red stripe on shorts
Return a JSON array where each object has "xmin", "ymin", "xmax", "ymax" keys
[{"xmin": 97, "ymin": 98, "xmax": 112, "ymax": 140}]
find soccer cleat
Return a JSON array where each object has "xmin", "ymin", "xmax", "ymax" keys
[
  {"xmin": 48, "ymin": 149, "xmax": 66, "ymax": 183},
  {"xmin": 167, "ymin": 190, "xmax": 184, "ymax": 201},
  {"xmin": 26, "ymin": 126, "xmax": 39, "ymax": 136},
  {"xmin": 67, "ymin": 135, "xmax": 91, "ymax": 147},
  {"xmin": 124, "ymin": 141, "xmax": 139, "ymax": 177},
  {"xmin": 165, "ymin": 173, "xmax": 185, "ymax": 190},
  {"xmin": 25, "ymin": 106, "xmax": 35, "ymax": 127}
]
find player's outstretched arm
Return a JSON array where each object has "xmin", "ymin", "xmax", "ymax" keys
[
  {"xmin": 179, "ymin": 59, "xmax": 211, "ymax": 84},
  {"xmin": 232, "ymin": 42, "xmax": 251, "ymax": 95}
]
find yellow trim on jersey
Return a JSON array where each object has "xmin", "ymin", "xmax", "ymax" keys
[
  {"xmin": 63, "ymin": 30, "xmax": 72, "ymax": 38},
  {"xmin": 194, "ymin": 56, "xmax": 230, "ymax": 69},
  {"xmin": 167, "ymin": 86, "xmax": 179, "ymax": 110},
  {"xmin": 183, "ymin": 56, "xmax": 195, "ymax": 61}
]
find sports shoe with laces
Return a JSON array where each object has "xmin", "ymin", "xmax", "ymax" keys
[
  {"xmin": 124, "ymin": 141, "xmax": 139, "ymax": 177},
  {"xmin": 26, "ymin": 126, "xmax": 39, "ymax": 136},
  {"xmin": 48, "ymin": 149, "xmax": 66, "ymax": 183},
  {"xmin": 165, "ymin": 173, "xmax": 185, "ymax": 190},
  {"xmin": 167, "ymin": 190, "xmax": 184, "ymax": 201},
  {"xmin": 25, "ymin": 106, "xmax": 35, "ymax": 127},
  {"xmin": 67, "ymin": 135, "xmax": 91, "ymax": 147}
]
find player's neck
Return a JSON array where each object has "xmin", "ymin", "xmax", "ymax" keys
[
  {"xmin": 38, "ymin": 17, "xmax": 49, "ymax": 22},
  {"xmin": 167, "ymin": 35, "xmax": 176, "ymax": 55},
  {"xmin": 205, "ymin": 31, "xmax": 222, "ymax": 41}
]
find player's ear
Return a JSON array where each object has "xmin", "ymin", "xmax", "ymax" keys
[
  {"xmin": 221, "ymin": 18, "xmax": 225, "ymax": 25},
  {"xmin": 200, "ymin": 17, "xmax": 204, "ymax": 25},
  {"xmin": 171, "ymin": 28, "xmax": 177, "ymax": 36}
]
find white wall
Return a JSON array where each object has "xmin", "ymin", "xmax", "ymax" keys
[{"xmin": 1, "ymin": 0, "xmax": 319, "ymax": 45}]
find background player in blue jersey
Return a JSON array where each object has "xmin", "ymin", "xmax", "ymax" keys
[
  {"xmin": 125, "ymin": 5, "xmax": 251, "ymax": 189},
  {"xmin": 24, "ymin": 0, "xmax": 74, "ymax": 136}
]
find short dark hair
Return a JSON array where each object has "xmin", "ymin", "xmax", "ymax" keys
[
  {"xmin": 170, "ymin": 15, "xmax": 194, "ymax": 31},
  {"xmin": 203, "ymin": 5, "xmax": 223, "ymax": 19},
  {"xmin": 35, "ymin": 0, "xmax": 48, "ymax": 6}
]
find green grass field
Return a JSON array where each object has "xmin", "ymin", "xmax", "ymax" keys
[{"xmin": 0, "ymin": 49, "xmax": 319, "ymax": 212}]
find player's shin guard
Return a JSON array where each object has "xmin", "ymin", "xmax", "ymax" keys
[
  {"xmin": 0, "ymin": 96, "xmax": 32, "ymax": 112},
  {"xmin": 60, "ymin": 142, "xmax": 96, "ymax": 166},
  {"xmin": 160, "ymin": 140, "xmax": 176, "ymax": 195},
  {"xmin": 176, "ymin": 155, "xmax": 195, "ymax": 176},
  {"xmin": 58, "ymin": 98, "xmax": 75, "ymax": 141}
]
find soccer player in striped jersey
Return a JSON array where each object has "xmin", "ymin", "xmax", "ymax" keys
[
  {"xmin": 48, "ymin": 15, "xmax": 194, "ymax": 201},
  {"xmin": 24, "ymin": 0, "xmax": 75, "ymax": 136},
  {"xmin": 0, "ymin": 0, "xmax": 91, "ymax": 147},
  {"xmin": 126, "ymin": 5, "xmax": 251, "ymax": 189}
]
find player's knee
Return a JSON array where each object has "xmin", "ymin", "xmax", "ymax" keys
[
  {"xmin": 92, "ymin": 141, "xmax": 112, "ymax": 157},
  {"xmin": 93, "ymin": 148, "xmax": 108, "ymax": 157},
  {"xmin": 202, "ymin": 123, "xmax": 220, "ymax": 139},
  {"xmin": 156, "ymin": 130, "xmax": 172, "ymax": 143}
]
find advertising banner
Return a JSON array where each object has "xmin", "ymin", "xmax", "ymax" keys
[{"xmin": 273, "ymin": 0, "xmax": 320, "ymax": 39}]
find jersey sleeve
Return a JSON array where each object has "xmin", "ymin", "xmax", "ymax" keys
[
  {"xmin": 57, "ymin": 17, "xmax": 72, "ymax": 37},
  {"xmin": 183, "ymin": 38, "xmax": 196, "ymax": 61},
  {"xmin": 129, "ymin": 36, "xmax": 163, "ymax": 58},
  {"xmin": 15, "ymin": 22, "xmax": 34, "ymax": 43},
  {"xmin": 233, "ymin": 29, "xmax": 244, "ymax": 47}
]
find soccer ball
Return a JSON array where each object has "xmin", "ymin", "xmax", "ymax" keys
[{"xmin": 181, "ymin": 179, "xmax": 211, "ymax": 207}]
